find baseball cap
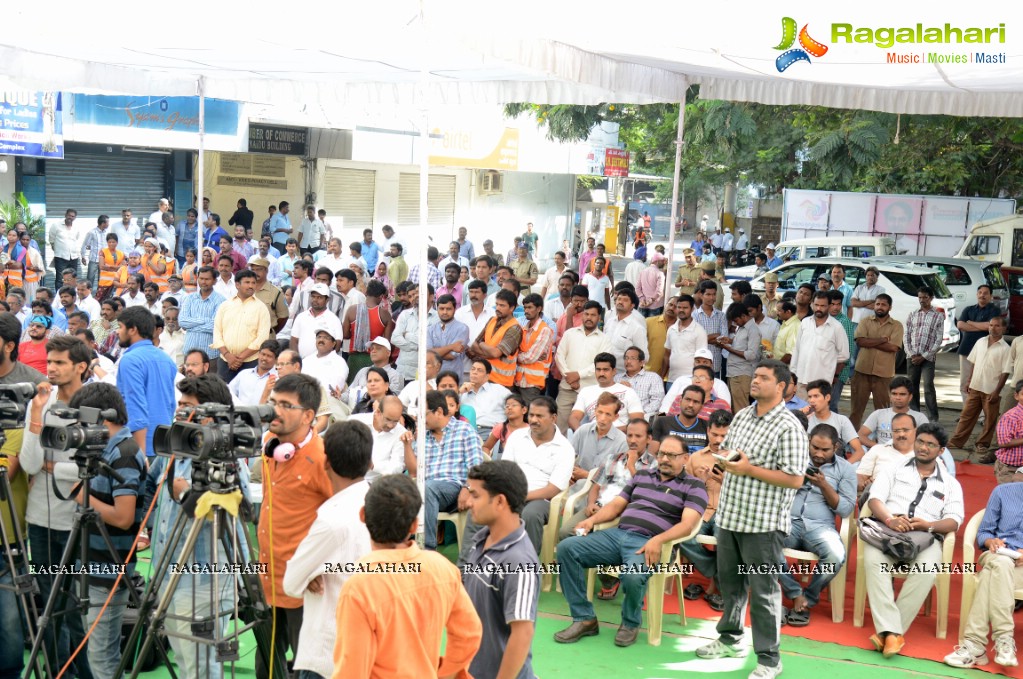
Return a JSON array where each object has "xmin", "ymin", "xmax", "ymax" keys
[
  {"xmin": 250, "ymin": 256, "xmax": 270, "ymax": 268},
  {"xmin": 650, "ymin": 252, "xmax": 666, "ymax": 263},
  {"xmin": 370, "ymin": 337, "xmax": 392, "ymax": 351},
  {"xmin": 817, "ymin": 273, "xmax": 830, "ymax": 280},
  {"xmin": 764, "ymin": 273, "xmax": 779, "ymax": 283},
  {"xmin": 694, "ymin": 348, "xmax": 714, "ymax": 361},
  {"xmin": 766, "ymin": 242, "xmax": 777, "ymax": 250},
  {"xmin": 309, "ymin": 283, "xmax": 330, "ymax": 296},
  {"xmin": 314, "ymin": 322, "xmax": 340, "ymax": 340}
]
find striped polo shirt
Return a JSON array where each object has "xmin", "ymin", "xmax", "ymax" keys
[{"xmin": 618, "ymin": 469, "xmax": 708, "ymax": 538}]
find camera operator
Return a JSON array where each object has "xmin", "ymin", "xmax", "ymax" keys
[
  {"xmin": 144, "ymin": 373, "xmax": 251, "ymax": 679},
  {"xmin": 19, "ymin": 333, "xmax": 92, "ymax": 677},
  {"xmin": 0, "ymin": 311, "xmax": 44, "ymax": 679},
  {"xmin": 65, "ymin": 382, "xmax": 146, "ymax": 679}
]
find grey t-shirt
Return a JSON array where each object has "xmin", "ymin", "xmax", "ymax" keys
[{"xmin": 862, "ymin": 408, "xmax": 929, "ymax": 446}]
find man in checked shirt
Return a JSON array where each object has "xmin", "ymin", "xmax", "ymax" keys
[
  {"xmin": 694, "ymin": 359, "xmax": 809, "ymax": 679},
  {"xmin": 904, "ymin": 286, "xmax": 945, "ymax": 423}
]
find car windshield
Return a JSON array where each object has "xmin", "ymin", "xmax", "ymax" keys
[{"xmin": 964, "ymin": 235, "xmax": 1000, "ymax": 257}]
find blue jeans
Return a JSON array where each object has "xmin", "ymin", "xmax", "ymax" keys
[
  {"xmin": 425, "ymin": 480, "xmax": 462, "ymax": 549},
  {"xmin": 84, "ymin": 582, "xmax": 129, "ymax": 679},
  {"xmin": 27, "ymin": 523, "xmax": 93, "ymax": 679},
  {"xmin": 559, "ymin": 528, "xmax": 653, "ymax": 629},
  {"xmin": 830, "ymin": 378, "xmax": 845, "ymax": 414},
  {"xmin": 86, "ymin": 261, "xmax": 99, "ymax": 289},
  {"xmin": 0, "ymin": 558, "xmax": 23, "ymax": 679},
  {"xmin": 777, "ymin": 518, "xmax": 846, "ymax": 608},
  {"xmin": 678, "ymin": 516, "xmax": 717, "ymax": 580}
]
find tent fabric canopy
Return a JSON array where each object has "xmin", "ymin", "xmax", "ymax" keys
[{"xmin": 1, "ymin": 1, "xmax": 1020, "ymax": 114}]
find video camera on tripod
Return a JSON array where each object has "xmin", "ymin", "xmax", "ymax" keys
[{"xmin": 0, "ymin": 382, "xmax": 37, "ymax": 430}]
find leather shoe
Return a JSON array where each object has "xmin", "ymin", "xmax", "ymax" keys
[
  {"xmin": 868, "ymin": 634, "xmax": 884, "ymax": 652},
  {"xmin": 883, "ymin": 633, "xmax": 905, "ymax": 658},
  {"xmin": 554, "ymin": 619, "xmax": 599, "ymax": 643},
  {"xmin": 614, "ymin": 626, "xmax": 639, "ymax": 647},
  {"xmin": 976, "ymin": 450, "xmax": 997, "ymax": 464}
]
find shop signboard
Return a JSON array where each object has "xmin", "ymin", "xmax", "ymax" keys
[
  {"xmin": 248, "ymin": 124, "xmax": 308, "ymax": 155},
  {"xmin": 603, "ymin": 148, "xmax": 629, "ymax": 177},
  {"xmin": 0, "ymin": 92, "xmax": 63, "ymax": 159},
  {"xmin": 72, "ymin": 95, "xmax": 239, "ymax": 136}
]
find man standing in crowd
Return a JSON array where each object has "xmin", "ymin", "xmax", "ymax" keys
[
  {"xmin": 694, "ymin": 283, "xmax": 728, "ymax": 376},
  {"xmin": 180, "ymin": 266, "xmax": 224, "ymax": 363},
  {"xmin": 463, "ymin": 460, "xmax": 540, "ymax": 679},
  {"xmin": 697, "ymin": 361, "xmax": 808, "ymax": 679},
  {"xmin": 116, "ymin": 307, "xmax": 176, "ymax": 457},
  {"xmin": 468, "ymin": 289, "xmax": 521, "ymax": 389},
  {"xmin": 674, "ymin": 248, "xmax": 701, "ymax": 297},
  {"xmin": 944, "ymin": 475, "xmax": 1023, "ymax": 669},
  {"xmin": 422, "ymin": 390, "xmax": 484, "ymax": 549},
  {"xmin": 298, "ymin": 205, "xmax": 325, "ymax": 256},
  {"xmin": 719, "ymin": 302, "xmax": 762, "ymax": 411},
  {"xmin": 645, "ymin": 296, "xmax": 677, "ymax": 377},
  {"xmin": 956, "ymin": 285, "xmax": 1000, "ymax": 405},
  {"xmin": 49, "ymin": 208, "xmax": 80, "ymax": 288},
  {"xmin": 555, "ymin": 434, "xmax": 706, "ymax": 648},
  {"xmin": 949, "ymin": 315, "xmax": 1011, "ymax": 456},
  {"xmin": 777, "ymin": 423, "xmax": 856, "ymax": 627},
  {"xmin": 604, "ymin": 288, "xmax": 648, "ymax": 370},
  {"xmin": 539, "ymin": 251, "xmax": 569, "ymax": 299},
  {"xmin": 79, "ymin": 214, "xmax": 108, "ymax": 287},
  {"xmin": 515, "ymin": 293, "xmax": 554, "ymax": 403},
  {"xmin": 258, "ymin": 374, "xmax": 333, "ymax": 679},
  {"xmin": 637, "ymin": 252, "xmax": 666, "ymax": 317},
  {"xmin": 333, "ymin": 474, "xmax": 483, "ymax": 677},
  {"xmin": 791, "ymin": 291, "xmax": 849, "ymax": 400},
  {"xmin": 392, "ymin": 284, "xmax": 438, "ymax": 382},
  {"xmin": 864, "ymin": 423, "xmax": 963, "ymax": 659},
  {"xmin": 269, "ymin": 201, "xmax": 292, "ymax": 254},
  {"xmin": 211, "ymin": 269, "xmax": 272, "ymax": 382},
  {"xmin": 849, "ymin": 294, "xmax": 904, "ymax": 429},
  {"xmin": 826, "ymin": 289, "xmax": 857, "ymax": 413},
  {"xmin": 283, "ymin": 420, "xmax": 372, "ymax": 679}
]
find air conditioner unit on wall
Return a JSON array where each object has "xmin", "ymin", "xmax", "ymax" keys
[{"xmin": 480, "ymin": 170, "xmax": 503, "ymax": 194}]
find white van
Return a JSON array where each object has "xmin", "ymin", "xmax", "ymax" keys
[
  {"xmin": 956, "ymin": 214, "xmax": 1023, "ymax": 266},
  {"xmin": 726, "ymin": 236, "xmax": 898, "ymax": 280}
]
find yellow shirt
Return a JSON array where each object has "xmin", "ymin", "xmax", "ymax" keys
[
  {"xmin": 774, "ymin": 315, "xmax": 800, "ymax": 360},
  {"xmin": 333, "ymin": 544, "xmax": 482, "ymax": 679},
  {"xmin": 645, "ymin": 313, "xmax": 671, "ymax": 374},
  {"xmin": 211, "ymin": 295, "xmax": 272, "ymax": 355}
]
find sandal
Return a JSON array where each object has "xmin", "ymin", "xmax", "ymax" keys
[
  {"xmin": 683, "ymin": 584, "xmax": 705, "ymax": 601},
  {"xmin": 786, "ymin": 609, "xmax": 811, "ymax": 627},
  {"xmin": 704, "ymin": 592, "xmax": 724, "ymax": 611},
  {"xmin": 780, "ymin": 606, "xmax": 790, "ymax": 626},
  {"xmin": 598, "ymin": 581, "xmax": 621, "ymax": 600}
]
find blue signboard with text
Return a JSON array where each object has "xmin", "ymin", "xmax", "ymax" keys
[
  {"xmin": 0, "ymin": 92, "xmax": 64, "ymax": 159},
  {"xmin": 73, "ymin": 95, "xmax": 240, "ymax": 136}
]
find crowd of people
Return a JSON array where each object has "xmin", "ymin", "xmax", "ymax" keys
[{"xmin": 0, "ymin": 200, "xmax": 1020, "ymax": 679}]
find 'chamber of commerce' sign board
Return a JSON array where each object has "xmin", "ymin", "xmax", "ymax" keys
[
  {"xmin": 603, "ymin": 148, "xmax": 629, "ymax": 177},
  {"xmin": 0, "ymin": 92, "xmax": 63, "ymax": 159},
  {"xmin": 249, "ymin": 124, "xmax": 308, "ymax": 155}
]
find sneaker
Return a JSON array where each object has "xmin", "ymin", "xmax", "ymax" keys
[
  {"xmin": 696, "ymin": 639, "xmax": 750, "ymax": 659},
  {"xmin": 995, "ymin": 636, "xmax": 1018, "ymax": 667},
  {"xmin": 749, "ymin": 663, "xmax": 783, "ymax": 679},
  {"xmin": 944, "ymin": 641, "xmax": 989, "ymax": 668}
]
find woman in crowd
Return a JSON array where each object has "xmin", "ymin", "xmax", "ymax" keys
[
  {"xmin": 442, "ymin": 388, "xmax": 475, "ymax": 429},
  {"xmin": 372, "ymin": 261, "xmax": 394, "ymax": 301},
  {"xmin": 180, "ymin": 248, "xmax": 199, "ymax": 294},
  {"xmin": 482, "ymin": 393, "xmax": 529, "ymax": 459},
  {"xmin": 350, "ymin": 366, "xmax": 397, "ymax": 415}
]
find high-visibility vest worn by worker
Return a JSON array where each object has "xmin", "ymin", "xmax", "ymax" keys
[
  {"xmin": 99, "ymin": 248, "xmax": 125, "ymax": 288},
  {"xmin": 482, "ymin": 317, "xmax": 519, "ymax": 387},
  {"xmin": 515, "ymin": 318, "xmax": 551, "ymax": 389}
]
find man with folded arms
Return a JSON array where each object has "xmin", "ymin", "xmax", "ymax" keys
[{"xmin": 554, "ymin": 434, "xmax": 706, "ymax": 648}]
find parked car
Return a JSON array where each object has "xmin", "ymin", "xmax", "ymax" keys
[
  {"xmin": 748, "ymin": 257, "xmax": 960, "ymax": 351},
  {"xmin": 873, "ymin": 255, "xmax": 1009, "ymax": 318},
  {"xmin": 726, "ymin": 236, "xmax": 898, "ymax": 281},
  {"xmin": 1002, "ymin": 266, "xmax": 1023, "ymax": 335}
]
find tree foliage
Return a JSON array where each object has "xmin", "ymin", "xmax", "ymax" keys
[{"xmin": 504, "ymin": 92, "xmax": 1023, "ymax": 203}]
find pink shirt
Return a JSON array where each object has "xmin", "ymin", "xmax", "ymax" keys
[{"xmin": 636, "ymin": 264, "xmax": 665, "ymax": 309}]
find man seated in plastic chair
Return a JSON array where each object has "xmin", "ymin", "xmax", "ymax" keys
[
  {"xmin": 778, "ymin": 423, "xmax": 856, "ymax": 627},
  {"xmin": 553, "ymin": 435, "xmax": 707, "ymax": 648},
  {"xmin": 944, "ymin": 477, "xmax": 1023, "ymax": 669},
  {"xmin": 863, "ymin": 422, "xmax": 964, "ymax": 659}
]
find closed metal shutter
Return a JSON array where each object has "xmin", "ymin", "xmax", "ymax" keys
[
  {"xmin": 398, "ymin": 173, "xmax": 456, "ymax": 229},
  {"xmin": 323, "ymin": 167, "xmax": 376, "ymax": 230},
  {"xmin": 45, "ymin": 150, "xmax": 166, "ymax": 219}
]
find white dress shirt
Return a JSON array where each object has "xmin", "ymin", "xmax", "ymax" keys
[
  {"xmin": 302, "ymin": 351, "xmax": 349, "ymax": 394},
  {"xmin": 790, "ymin": 315, "xmax": 850, "ymax": 385},
  {"xmin": 603, "ymin": 309, "xmax": 649, "ymax": 369},
  {"xmin": 398, "ymin": 378, "xmax": 437, "ymax": 417},
  {"xmin": 454, "ymin": 304, "xmax": 496, "ymax": 356},
  {"xmin": 213, "ymin": 276, "xmax": 237, "ymax": 300},
  {"xmin": 120, "ymin": 291, "xmax": 146, "ymax": 308},
  {"xmin": 461, "ymin": 382, "xmax": 512, "ymax": 428},
  {"xmin": 283, "ymin": 481, "xmax": 371, "ymax": 678},
  {"xmin": 77, "ymin": 295, "xmax": 102, "ymax": 322},
  {"xmin": 158, "ymin": 328, "xmax": 186, "ymax": 367},
  {"xmin": 555, "ymin": 327, "xmax": 612, "ymax": 390},
  {"xmin": 572, "ymin": 382, "xmax": 644, "ymax": 429},
  {"xmin": 49, "ymin": 223, "xmax": 80, "ymax": 259},
  {"xmin": 229, "ymin": 366, "xmax": 276, "ymax": 406},
  {"xmin": 543, "ymin": 296, "xmax": 568, "ymax": 325},
  {"xmin": 350, "ymin": 413, "xmax": 408, "ymax": 481},
  {"xmin": 501, "ymin": 428, "xmax": 575, "ymax": 493},
  {"xmin": 291, "ymin": 309, "xmax": 345, "ymax": 359},
  {"xmin": 540, "ymin": 265, "xmax": 569, "ymax": 298},
  {"xmin": 967, "ymin": 337, "xmax": 1012, "ymax": 394},
  {"xmin": 664, "ymin": 319, "xmax": 709, "ymax": 382}
]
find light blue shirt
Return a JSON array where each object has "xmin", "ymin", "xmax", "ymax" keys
[
  {"xmin": 179, "ymin": 290, "xmax": 226, "ymax": 360},
  {"xmin": 427, "ymin": 318, "xmax": 470, "ymax": 375},
  {"xmin": 269, "ymin": 213, "xmax": 292, "ymax": 245}
]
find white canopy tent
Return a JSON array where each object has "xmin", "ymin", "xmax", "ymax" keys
[{"xmin": 3, "ymin": 0, "xmax": 1019, "ymax": 542}]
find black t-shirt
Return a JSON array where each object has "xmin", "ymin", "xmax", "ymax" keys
[
  {"xmin": 956, "ymin": 303, "xmax": 998, "ymax": 356},
  {"xmin": 651, "ymin": 415, "xmax": 708, "ymax": 454}
]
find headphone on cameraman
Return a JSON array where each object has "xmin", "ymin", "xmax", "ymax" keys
[{"xmin": 263, "ymin": 429, "xmax": 314, "ymax": 463}]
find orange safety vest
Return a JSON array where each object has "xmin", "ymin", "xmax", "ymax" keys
[
  {"xmin": 4, "ymin": 248, "xmax": 24, "ymax": 289},
  {"xmin": 181, "ymin": 263, "xmax": 198, "ymax": 293},
  {"xmin": 154, "ymin": 257, "xmax": 175, "ymax": 293},
  {"xmin": 23, "ymin": 249, "xmax": 40, "ymax": 285},
  {"xmin": 515, "ymin": 319, "xmax": 551, "ymax": 389},
  {"xmin": 483, "ymin": 317, "xmax": 519, "ymax": 387},
  {"xmin": 98, "ymin": 248, "xmax": 125, "ymax": 288}
]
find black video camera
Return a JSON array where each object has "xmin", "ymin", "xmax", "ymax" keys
[
  {"xmin": 0, "ymin": 382, "xmax": 37, "ymax": 430},
  {"xmin": 40, "ymin": 406, "xmax": 115, "ymax": 452},
  {"xmin": 153, "ymin": 404, "xmax": 275, "ymax": 461}
]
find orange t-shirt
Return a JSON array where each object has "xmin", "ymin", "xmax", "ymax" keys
[
  {"xmin": 332, "ymin": 545, "xmax": 482, "ymax": 679},
  {"xmin": 257, "ymin": 432, "xmax": 333, "ymax": 608}
]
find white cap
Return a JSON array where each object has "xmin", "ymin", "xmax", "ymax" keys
[
  {"xmin": 370, "ymin": 337, "xmax": 392, "ymax": 351},
  {"xmin": 694, "ymin": 348, "xmax": 714, "ymax": 360},
  {"xmin": 314, "ymin": 320, "xmax": 340, "ymax": 340},
  {"xmin": 766, "ymin": 242, "xmax": 776, "ymax": 250},
  {"xmin": 309, "ymin": 283, "xmax": 331, "ymax": 296}
]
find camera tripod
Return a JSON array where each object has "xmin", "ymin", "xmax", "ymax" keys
[
  {"xmin": 115, "ymin": 456, "xmax": 288, "ymax": 679},
  {"xmin": 0, "ymin": 449, "xmax": 52, "ymax": 679},
  {"xmin": 23, "ymin": 444, "xmax": 176, "ymax": 678}
]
